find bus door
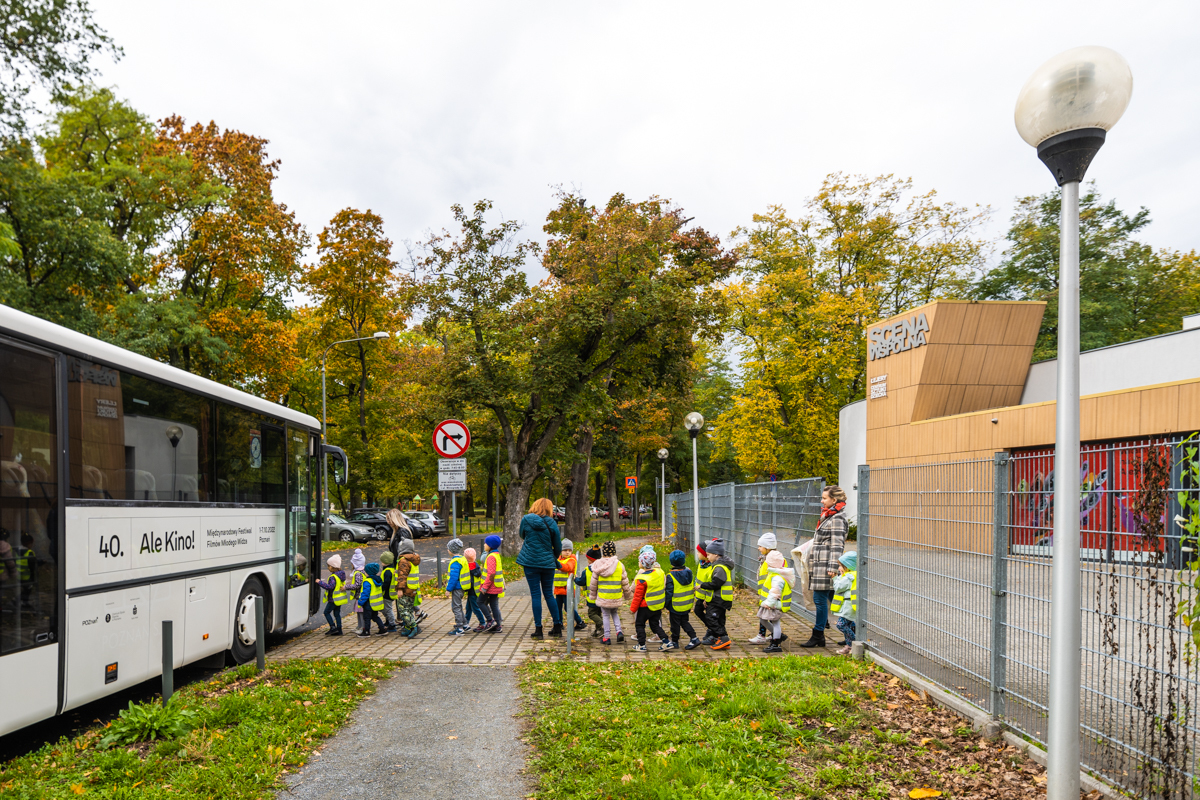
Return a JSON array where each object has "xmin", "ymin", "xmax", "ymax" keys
[
  {"xmin": 310, "ymin": 433, "xmax": 321, "ymax": 617},
  {"xmin": 0, "ymin": 338, "xmax": 61, "ymax": 736},
  {"xmin": 285, "ymin": 427, "xmax": 314, "ymax": 629}
]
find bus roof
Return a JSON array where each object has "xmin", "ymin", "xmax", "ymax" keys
[{"xmin": 0, "ymin": 303, "xmax": 321, "ymax": 430}]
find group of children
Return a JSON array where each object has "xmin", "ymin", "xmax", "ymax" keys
[
  {"xmin": 317, "ymin": 539, "xmax": 428, "ymax": 638},
  {"xmin": 316, "ymin": 531, "xmax": 859, "ymax": 655},
  {"xmin": 444, "ymin": 535, "xmax": 506, "ymax": 635}
]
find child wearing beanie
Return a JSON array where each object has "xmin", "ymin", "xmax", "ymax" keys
[
  {"xmin": 574, "ymin": 545, "xmax": 604, "ymax": 636},
  {"xmin": 664, "ymin": 549, "xmax": 701, "ymax": 650},
  {"xmin": 699, "ymin": 539, "xmax": 734, "ymax": 650},
  {"xmin": 478, "ymin": 535, "xmax": 505, "ymax": 632},
  {"xmin": 629, "ymin": 549, "xmax": 670, "ymax": 652},
  {"xmin": 379, "ymin": 551, "xmax": 399, "ymax": 633},
  {"xmin": 758, "ymin": 550, "xmax": 795, "ymax": 653},
  {"xmin": 464, "ymin": 547, "xmax": 488, "ymax": 631},
  {"xmin": 693, "ymin": 540, "xmax": 714, "ymax": 642},
  {"xmin": 316, "ymin": 554, "xmax": 348, "ymax": 635},
  {"xmin": 349, "ymin": 548, "xmax": 367, "ymax": 634},
  {"xmin": 555, "ymin": 539, "xmax": 586, "ymax": 631},
  {"xmin": 393, "ymin": 538, "xmax": 422, "ymax": 637},
  {"xmin": 445, "ymin": 538, "xmax": 470, "ymax": 635},
  {"xmin": 832, "ymin": 551, "xmax": 858, "ymax": 655},
  {"xmin": 587, "ymin": 540, "xmax": 630, "ymax": 644},
  {"xmin": 356, "ymin": 562, "xmax": 389, "ymax": 637},
  {"xmin": 750, "ymin": 531, "xmax": 781, "ymax": 645}
]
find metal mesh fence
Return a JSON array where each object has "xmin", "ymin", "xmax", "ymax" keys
[
  {"xmin": 861, "ymin": 435, "xmax": 1200, "ymax": 799},
  {"xmin": 666, "ymin": 477, "xmax": 825, "ymax": 626}
]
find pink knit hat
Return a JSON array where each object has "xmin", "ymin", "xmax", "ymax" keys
[
  {"xmin": 464, "ymin": 547, "xmax": 477, "ymax": 561},
  {"xmin": 766, "ymin": 550, "xmax": 786, "ymax": 569},
  {"xmin": 327, "ymin": 554, "xmax": 342, "ymax": 569}
]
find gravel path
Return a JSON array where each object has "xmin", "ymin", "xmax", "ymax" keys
[{"xmin": 280, "ymin": 665, "xmax": 530, "ymax": 800}]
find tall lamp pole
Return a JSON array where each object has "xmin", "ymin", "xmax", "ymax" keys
[
  {"xmin": 1014, "ymin": 46, "xmax": 1132, "ymax": 800},
  {"xmin": 657, "ymin": 448, "xmax": 669, "ymax": 542},
  {"xmin": 684, "ymin": 413, "xmax": 704, "ymax": 551},
  {"xmin": 321, "ymin": 331, "xmax": 391, "ymax": 523}
]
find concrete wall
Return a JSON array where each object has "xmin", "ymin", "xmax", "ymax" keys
[
  {"xmin": 1020, "ymin": 326, "xmax": 1200, "ymax": 405},
  {"xmin": 838, "ymin": 399, "xmax": 866, "ymax": 524}
]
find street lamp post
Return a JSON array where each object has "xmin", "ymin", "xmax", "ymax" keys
[
  {"xmin": 321, "ymin": 332, "xmax": 391, "ymax": 524},
  {"xmin": 1014, "ymin": 46, "xmax": 1132, "ymax": 800},
  {"xmin": 657, "ymin": 448, "xmax": 669, "ymax": 542},
  {"xmin": 684, "ymin": 413, "xmax": 704, "ymax": 551}
]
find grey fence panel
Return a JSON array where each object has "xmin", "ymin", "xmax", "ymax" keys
[{"xmin": 861, "ymin": 433, "xmax": 1200, "ymax": 800}]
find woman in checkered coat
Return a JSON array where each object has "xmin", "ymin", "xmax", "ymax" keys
[{"xmin": 799, "ymin": 485, "xmax": 848, "ymax": 649}]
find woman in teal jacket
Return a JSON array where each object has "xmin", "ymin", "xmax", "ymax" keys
[{"xmin": 517, "ymin": 497, "xmax": 563, "ymax": 639}]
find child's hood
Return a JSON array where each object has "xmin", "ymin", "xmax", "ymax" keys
[
  {"xmin": 670, "ymin": 566, "xmax": 693, "ymax": 584},
  {"xmin": 768, "ymin": 564, "xmax": 796, "ymax": 585},
  {"xmin": 593, "ymin": 555, "xmax": 622, "ymax": 577},
  {"xmin": 400, "ymin": 552, "xmax": 421, "ymax": 566}
]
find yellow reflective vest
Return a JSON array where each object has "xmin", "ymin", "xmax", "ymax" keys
[
  {"xmin": 831, "ymin": 571, "xmax": 857, "ymax": 617},
  {"xmin": 694, "ymin": 562, "xmax": 714, "ymax": 602},
  {"xmin": 711, "ymin": 563, "xmax": 734, "ymax": 603},
  {"xmin": 382, "ymin": 566, "xmax": 399, "ymax": 601},
  {"xmin": 406, "ymin": 560, "xmax": 420, "ymax": 590},
  {"xmin": 638, "ymin": 567, "xmax": 666, "ymax": 611},
  {"xmin": 483, "ymin": 551, "xmax": 505, "ymax": 598},
  {"xmin": 759, "ymin": 557, "xmax": 792, "ymax": 613},
  {"xmin": 363, "ymin": 576, "xmax": 385, "ymax": 611},
  {"xmin": 668, "ymin": 572, "xmax": 694, "ymax": 613},
  {"xmin": 596, "ymin": 562, "xmax": 626, "ymax": 602},
  {"xmin": 328, "ymin": 574, "xmax": 351, "ymax": 607},
  {"xmin": 450, "ymin": 555, "xmax": 471, "ymax": 592},
  {"xmin": 554, "ymin": 554, "xmax": 576, "ymax": 591}
]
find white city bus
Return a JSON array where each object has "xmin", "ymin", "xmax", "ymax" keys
[{"xmin": 0, "ymin": 304, "xmax": 346, "ymax": 737}]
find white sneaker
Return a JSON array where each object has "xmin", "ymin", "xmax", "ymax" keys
[{"xmin": 748, "ymin": 634, "xmax": 768, "ymax": 644}]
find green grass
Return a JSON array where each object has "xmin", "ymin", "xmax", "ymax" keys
[
  {"xmin": 620, "ymin": 539, "xmax": 698, "ymax": 576},
  {"xmin": 521, "ymin": 656, "xmax": 871, "ymax": 799},
  {"xmin": 319, "ymin": 539, "xmax": 364, "ymax": 552},
  {"xmin": 0, "ymin": 658, "xmax": 395, "ymax": 799}
]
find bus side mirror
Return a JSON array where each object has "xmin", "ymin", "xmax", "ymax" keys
[{"xmin": 322, "ymin": 444, "xmax": 349, "ymax": 486}]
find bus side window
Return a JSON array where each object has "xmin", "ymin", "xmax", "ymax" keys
[{"xmin": 0, "ymin": 342, "xmax": 58, "ymax": 654}]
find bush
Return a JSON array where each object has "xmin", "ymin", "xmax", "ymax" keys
[{"xmin": 100, "ymin": 698, "xmax": 196, "ymax": 748}]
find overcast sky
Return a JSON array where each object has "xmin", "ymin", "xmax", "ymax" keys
[{"xmin": 92, "ymin": 1, "xmax": 1200, "ymax": 282}]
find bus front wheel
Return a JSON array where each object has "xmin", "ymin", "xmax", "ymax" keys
[{"xmin": 230, "ymin": 577, "xmax": 268, "ymax": 665}]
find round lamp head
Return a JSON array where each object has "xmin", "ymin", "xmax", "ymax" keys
[
  {"xmin": 165, "ymin": 425, "xmax": 183, "ymax": 447},
  {"xmin": 1015, "ymin": 46, "xmax": 1132, "ymax": 146},
  {"xmin": 683, "ymin": 412, "xmax": 705, "ymax": 432},
  {"xmin": 657, "ymin": 448, "xmax": 669, "ymax": 461},
  {"xmin": 373, "ymin": 331, "xmax": 390, "ymax": 339}
]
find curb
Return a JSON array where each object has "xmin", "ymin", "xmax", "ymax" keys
[{"xmin": 863, "ymin": 646, "xmax": 1123, "ymax": 800}]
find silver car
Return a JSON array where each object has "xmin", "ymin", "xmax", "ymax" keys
[
  {"xmin": 325, "ymin": 513, "xmax": 380, "ymax": 543},
  {"xmin": 405, "ymin": 511, "xmax": 447, "ymax": 537}
]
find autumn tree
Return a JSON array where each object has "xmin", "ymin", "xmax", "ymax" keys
[
  {"xmin": 416, "ymin": 194, "xmax": 732, "ymax": 556},
  {"xmin": 717, "ymin": 174, "xmax": 989, "ymax": 481},
  {"xmin": 974, "ymin": 185, "xmax": 1200, "ymax": 360},
  {"xmin": 0, "ymin": 0, "xmax": 120, "ymax": 132},
  {"xmin": 302, "ymin": 208, "xmax": 407, "ymax": 509}
]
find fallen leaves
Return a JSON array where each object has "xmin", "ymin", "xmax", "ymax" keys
[{"xmin": 909, "ymin": 790, "xmax": 942, "ymax": 798}]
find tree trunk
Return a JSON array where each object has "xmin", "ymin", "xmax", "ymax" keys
[
  {"xmin": 501, "ymin": 479, "xmax": 532, "ymax": 558},
  {"xmin": 565, "ymin": 428, "xmax": 593, "ymax": 541},
  {"xmin": 485, "ymin": 471, "xmax": 494, "ymax": 519},
  {"xmin": 593, "ymin": 472, "xmax": 602, "ymax": 507},
  {"xmin": 605, "ymin": 462, "xmax": 621, "ymax": 532}
]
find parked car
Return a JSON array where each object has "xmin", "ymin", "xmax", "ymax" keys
[
  {"xmin": 404, "ymin": 510, "xmax": 445, "ymax": 537},
  {"xmin": 325, "ymin": 513, "xmax": 380, "ymax": 543},
  {"xmin": 552, "ymin": 506, "xmax": 567, "ymax": 522},
  {"xmin": 618, "ymin": 506, "xmax": 631, "ymax": 519},
  {"xmin": 346, "ymin": 511, "xmax": 393, "ymax": 539},
  {"xmin": 638, "ymin": 504, "xmax": 653, "ymax": 515}
]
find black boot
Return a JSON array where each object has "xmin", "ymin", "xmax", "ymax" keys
[
  {"xmin": 530, "ymin": 626, "xmax": 544, "ymax": 640},
  {"xmin": 548, "ymin": 623, "xmax": 563, "ymax": 638},
  {"xmin": 764, "ymin": 638, "xmax": 783, "ymax": 654},
  {"xmin": 798, "ymin": 628, "xmax": 826, "ymax": 648}
]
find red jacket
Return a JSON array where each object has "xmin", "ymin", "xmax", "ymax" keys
[{"xmin": 629, "ymin": 574, "xmax": 649, "ymax": 613}]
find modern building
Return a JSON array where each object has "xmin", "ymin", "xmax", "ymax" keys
[{"xmin": 839, "ymin": 299, "xmax": 1200, "ymax": 527}]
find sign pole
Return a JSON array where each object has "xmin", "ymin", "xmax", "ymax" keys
[{"xmin": 452, "ymin": 491, "xmax": 457, "ymax": 540}]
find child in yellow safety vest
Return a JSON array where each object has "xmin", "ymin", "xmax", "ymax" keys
[
  {"xmin": 749, "ymin": 531, "xmax": 781, "ymax": 646},
  {"xmin": 316, "ymin": 554, "xmax": 349, "ymax": 636},
  {"xmin": 663, "ymin": 550, "xmax": 701, "ymax": 651},
  {"xmin": 629, "ymin": 550, "xmax": 670, "ymax": 652},
  {"xmin": 379, "ymin": 552, "xmax": 400, "ymax": 633},
  {"xmin": 832, "ymin": 551, "xmax": 858, "ymax": 655},
  {"xmin": 588, "ymin": 540, "xmax": 631, "ymax": 645},
  {"xmin": 698, "ymin": 539, "xmax": 735, "ymax": 650},
  {"xmin": 464, "ymin": 548, "xmax": 489, "ymax": 632},
  {"xmin": 356, "ymin": 562, "xmax": 389, "ymax": 637},
  {"xmin": 394, "ymin": 538, "xmax": 421, "ymax": 637},
  {"xmin": 444, "ymin": 538, "xmax": 470, "ymax": 636},
  {"xmin": 477, "ymin": 535, "xmax": 505, "ymax": 633},
  {"xmin": 554, "ymin": 539, "xmax": 586, "ymax": 631},
  {"xmin": 757, "ymin": 550, "xmax": 795, "ymax": 654},
  {"xmin": 574, "ymin": 545, "xmax": 604, "ymax": 637},
  {"xmin": 349, "ymin": 549, "xmax": 367, "ymax": 635}
]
